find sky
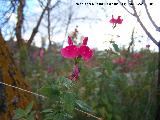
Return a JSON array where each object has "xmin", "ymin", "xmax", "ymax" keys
[{"xmin": 2, "ymin": 0, "xmax": 160, "ymax": 51}]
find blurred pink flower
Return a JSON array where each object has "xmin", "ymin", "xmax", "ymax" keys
[
  {"xmin": 39, "ymin": 48, "xmax": 45, "ymax": 59},
  {"xmin": 112, "ymin": 57, "xmax": 126, "ymax": 65},
  {"xmin": 33, "ymin": 51, "xmax": 38, "ymax": 59},
  {"xmin": 47, "ymin": 66, "xmax": 53, "ymax": 73},
  {"xmin": 131, "ymin": 53, "xmax": 143, "ymax": 59},
  {"xmin": 127, "ymin": 61, "xmax": 138, "ymax": 69}
]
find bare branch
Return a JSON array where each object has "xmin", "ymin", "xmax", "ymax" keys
[
  {"xmin": 47, "ymin": 5, "xmax": 51, "ymax": 45},
  {"xmin": 47, "ymin": 0, "xmax": 60, "ymax": 46},
  {"xmin": 130, "ymin": 0, "xmax": 158, "ymax": 46},
  {"xmin": 27, "ymin": 0, "xmax": 52, "ymax": 47},
  {"xmin": 143, "ymin": 0, "xmax": 160, "ymax": 32},
  {"xmin": 118, "ymin": 0, "xmax": 158, "ymax": 46},
  {"xmin": 117, "ymin": 0, "xmax": 135, "ymax": 16},
  {"xmin": 0, "ymin": 0, "xmax": 18, "ymax": 27}
]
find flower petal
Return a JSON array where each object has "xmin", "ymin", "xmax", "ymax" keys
[
  {"xmin": 116, "ymin": 16, "xmax": 123, "ymax": 24},
  {"xmin": 82, "ymin": 37, "xmax": 88, "ymax": 45},
  {"xmin": 79, "ymin": 45, "xmax": 93, "ymax": 61},
  {"xmin": 68, "ymin": 36, "xmax": 73, "ymax": 45},
  {"xmin": 61, "ymin": 45, "xmax": 79, "ymax": 59},
  {"xmin": 109, "ymin": 15, "xmax": 116, "ymax": 24}
]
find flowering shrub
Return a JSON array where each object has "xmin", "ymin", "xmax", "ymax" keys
[{"xmin": 61, "ymin": 36, "xmax": 93, "ymax": 81}]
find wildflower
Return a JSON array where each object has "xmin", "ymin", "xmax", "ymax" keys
[
  {"xmin": 127, "ymin": 61, "xmax": 138, "ymax": 69},
  {"xmin": 131, "ymin": 53, "xmax": 143, "ymax": 59},
  {"xmin": 112, "ymin": 57, "xmax": 126, "ymax": 65},
  {"xmin": 61, "ymin": 36, "xmax": 93, "ymax": 61},
  {"xmin": 61, "ymin": 36, "xmax": 93, "ymax": 81},
  {"xmin": 109, "ymin": 15, "xmax": 123, "ymax": 28},
  {"xmin": 61, "ymin": 36, "xmax": 79, "ymax": 59},
  {"xmin": 109, "ymin": 15, "xmax": 117, "ymax": 25}
]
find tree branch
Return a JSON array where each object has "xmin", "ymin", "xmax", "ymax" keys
[
  {"xmin": 143, "ymin": 0, "xmax": 160, "ymax": 32},
  {"xmin": 15, "ymin": 0, "xmax": 25, "ymax": 47},
  {"xmin": 47, "ymin": 5, "xmax": 51, "ymax": 46},
  {"xmin": 27, "ymin": 0, "xmax": 52, "ymax": 48},
  {"xmin": 131, "ymin": 0, "xmax": 158, "ymax": 46},
  {"xmin": 117, "ymin": 0, "xmax": 135, "ymax": 16}
]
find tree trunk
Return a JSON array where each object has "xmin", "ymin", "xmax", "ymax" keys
[{"xmin": 0, "ymin": 32, "xmax": 35, "ymax": 119}]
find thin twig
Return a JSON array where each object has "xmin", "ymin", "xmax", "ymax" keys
[
  {"xmin": 117, "ymin": 0, "xmax": 134, "ymax": 16},
  {"xmin": 0, "ymin": 81, "xmax": 102, "ymax": 120},
  {"xmin": 143, "ymin": 0, "xmax": 160, "ymax": 31}
]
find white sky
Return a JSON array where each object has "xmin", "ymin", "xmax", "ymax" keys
[{"xmin": 3, "ymin": 0, "xmax": 160, "ymax": 51}]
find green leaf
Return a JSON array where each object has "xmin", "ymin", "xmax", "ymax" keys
[
  {"xmin": 58, "ymin": 77, "xmax": 74, "ymax": 89},
  {"xmin": 76, "ymin": 100, "xmax": 92, "ymax": 112},
  {"xmin": 25, "ymin": 101, "xmax": 33, "ymax": 115},
  {"xmin": 112, "ymin": 43, "xmax": 120, "ymax": 52},
  {"xmin": 42, "ymin": 109, "xmax": 53, "ymax": 113},
  {"xmin": 39, "ymin": 85, "xmax": 60, "ymax": 100},
  {"xmin": 62, "ymin": 93, "xmax": 76, "ymax": 113},
  {"xmin": 53, "ymin": 112, "xmax": 65, "ymax": 120},
  {"xmin": 13, "ymin": 109, "xmax": 25, "ymax": 119},
  {"xmin": 26, "ymin": 113, "xmax": 35, "ymax": 120},
  {"xmin": 62, "ymin": 77, "xmax": 74, "ymax": 89}
]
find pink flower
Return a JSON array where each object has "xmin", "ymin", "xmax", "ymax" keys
[
  {"xmin": 109, "ymin": 15, "xmax": 123, "ymax": 25},
  {"xmin": 79, "ymin": 37, "xmax": 93, "ymax": 61},
  {"xmin": 68, "ymin": 64, "xmax": 80, "ymax": 81},
  {"xmin": 131, "ymin": 53, "xmax": 143, "ymax": 59},
  {"xmin": 61, "ymin": 36, "xmax": 93, "ymax": 61},
  {"xmin": 127, "ymin": 61, "xmax": 138, "ymax": 69},
  {"xmin": 79, "ymin": 46, "xmax": 93, "ymax": 61},
  {"xmin": 116, "ymin": 16, "xmax": 123, "ymax": 24},
  {"xmin": 61, "ymin": 36, "xmax": 79, "ymax": 59},
  {"xmin": 82, "ymin": 37, "xmax": 88, "ymax": 45},
  {"xmin": 110, "ymin": 15, "xmax": 117, "ymax": 24},
  {"xmin": 112, "ymin": 57, "xmax": 126, "ymax": 65}
]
